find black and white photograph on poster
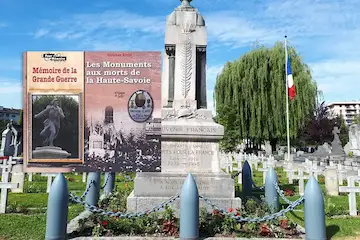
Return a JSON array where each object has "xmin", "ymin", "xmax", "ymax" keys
[
  {"xmin": 128, "ymin": 90, "xmax": 154, "ymax": 123},
  {"xmin": 29, "ymin": 94, "xmax": 82, "ymax": 163}
]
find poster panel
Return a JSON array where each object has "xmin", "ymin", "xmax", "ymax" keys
[
  {"xmin": 23, "ymin": 51, "xmax": 84, "ymax": 169},
  {"xmin": 24, "ymin": 51, "xmax": 162, "ymax": 173}
]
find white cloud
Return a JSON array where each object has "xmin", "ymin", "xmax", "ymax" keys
[
  {"xmin": 34, "ymin": 29, "xmax": 50, "ymax": 38},
  {"xmin": 33, "ymin": 10, "xmax": 164, "ymax": 44},
  {"xmin": 206, "ymin": 12, "xmax": 279, "ymax": 48},
  {"xmin": 27, "ymin": 0, "xmax": 360, "ymax": 106},
  {"xmin": 0, "ymin": 80, "xmax": 22, "ymax": 108},
  {"xmin": 309, "ymin": 59, "xmax": 360, "ymax": 102},
  {"xmin": 0, "ymin": 80, "xmax": 22, "ymax": 94}
]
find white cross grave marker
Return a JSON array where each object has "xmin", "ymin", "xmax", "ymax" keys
[
  {"xmin": 41, "ymin": 173, "xmax": 57, "ymax": 193},
  {"xmin": 235, "ymin": 154, "xmax": 242, "ymax": 184},
  {"xmin": 266, "ymin": 155, "xmax": 277, "ymax": 168},
  {"xmin": 337, "ymin": 164, "xmax": 347, "ymax": 186},
  {"xmin": 0, "ymin": 156, "xmax": 19, "ymax": 213},
  {"xmin": 308, "ymin": 162, "xmax": 323, "ymax": 181},
  {"xmin": 28, "ymin": 173, "xmax": 33, "ymax": 182},
  {"xmin": 251, "ymin": 154, "xmax": 260, "ymax": 170},
  {"xmin": 284, "ymin": 162, "xmax": 297, "ymax": 184},
  {"xmin": 339, "ymin": 176, "xmax": 360, "ymax": 216},
  {"xmin": 294, "ymin": 168, "xmax": 309, "ymax": 196},
  {"xmin": 258, "ymin": 161, "xmax": 268, "ymax": 184},
  {"xmin": 82, "ymin": 172, "xmax": 87, "ymax": 183}
]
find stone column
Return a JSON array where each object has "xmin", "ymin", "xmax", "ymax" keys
[
  {"xmin": 196, "ymin": 46, "xmax": 207, "ymax": 109},
  {"xmin": 165, "ymin": 45, "xmax": 176, "ymax": 108}
]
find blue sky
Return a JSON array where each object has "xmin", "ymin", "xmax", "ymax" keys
[{"xmin": 0, "ymin": 0, "xmax": 359, "ymax": 112}]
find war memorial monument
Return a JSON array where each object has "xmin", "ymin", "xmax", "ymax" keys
[{"xmin": 127, "ymin": 0, "xmax": 241, "ymax": 212}]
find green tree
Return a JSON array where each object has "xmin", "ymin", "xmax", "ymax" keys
[
  {"xmin": 32, "ymin": 95, "xmax": 79, "ymax": 158},
  {"xmin": 298, "ymin": 102, "xmax": 348, "ymax": 147},
  {"xmin": 19, "ymin": 109, "xmax": 23, "ymax": 126},
  {"xmin": 214, "ymin": 42, "xmax": 318, "ymax": 151},
  {"xmin": 0, "ymin": 120, "xmax": 9, "ymax": 133},
  {"xmin": 352, "ymin": 114, "xmax": 360, "ymax": 125}
]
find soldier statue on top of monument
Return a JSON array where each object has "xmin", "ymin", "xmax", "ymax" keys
[{"xmin": 34, "ymin": 98, "xmax": 65, "ymax": 147}]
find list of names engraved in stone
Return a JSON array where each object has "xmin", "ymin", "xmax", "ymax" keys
[
  {"xmin": 152, "ymin": 178, "xmax": 211, "ymax": 191},
  {"xmin": 162, "ymin": 142, "xmax": 214, "ymax": 168}
]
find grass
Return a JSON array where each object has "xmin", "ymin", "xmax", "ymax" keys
[
  {"xmin": 0, "ymin": 173, "xmax": 133, "ymax": 240},
  {"xmin": 0, "ymin": 205, "xmax": 84, "ymax": 240},
  {"xmin": 0, "ymin": 168, "xmax": 359, "ymax": 239}
]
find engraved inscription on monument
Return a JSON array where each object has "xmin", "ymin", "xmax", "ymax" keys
[
  {"xmin": 155, "ymin": 178, "xmax": 211, "ymax": 191},
  {"xmin": 134, "ymin": 175, "xmax": 235, "ymax": 198},
  {"xmin": 162, "ymin": 141, "xmax": 216, "ymax": 172},
  {"xmin": 162, "ymin": 125, "xmax": 222, "ymax": 136}
]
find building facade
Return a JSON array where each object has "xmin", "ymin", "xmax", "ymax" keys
[
  {"xmin": 328, "ymin": 101, "xmax": 360, "ymax": 125},
  {"xmin": 0, "ymin": 106, "xmax": 21, "ymax": 123}
]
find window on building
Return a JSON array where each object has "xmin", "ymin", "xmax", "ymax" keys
[
  {"xmin": 5, "ymin": 113, "xmax": 9, "ymax": 117},
  {"xmin": 11, "ymin": 115, "xmax": 15, "ymax": 118},
  {"xmin": 104, "ymin": 106, "xmax": 114, "ymax": 124}
]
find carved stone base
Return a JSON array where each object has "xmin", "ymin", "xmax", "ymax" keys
[
  {"xmin": 32, "ymin": 146, "xmax": 71, "ymax": 159},
  {"xmin": 127, "ymin": 172, "xmax": 241, "ymax": 216}
]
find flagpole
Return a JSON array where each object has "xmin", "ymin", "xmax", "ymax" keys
[{"xmin": 285, "ymin": 36, "xmax": 291, "ymax": 162}]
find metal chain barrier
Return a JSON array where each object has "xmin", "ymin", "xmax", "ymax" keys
[
  {"xmin": 73, "ymin": 180, "xmax": 95, "ymax": 200},
  {"xmin": 231, "ymin": 171, "xmax": 241, "ymax": 179},
  {"xmin": 273, "ymin": 181, "xmax": 294, "ymax": 205},
  {"xmin": 200, "ymin": 194, "xmax": 304, "ymax": 223},
  {"xmin": 100, "ymin": 175, "xmax": 110, "ymax": 189},
  {"xmin": 69, "ymin": 192, "xmax": 180, "ymax": 218}
]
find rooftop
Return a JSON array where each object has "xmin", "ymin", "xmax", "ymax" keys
[
  {"xmin": 0, "ymin": 106, "xmax": 21, "ymax": 114},
  {"xmin": 327, "ymin": 101, "xmax": 360, "ymax": 106}
]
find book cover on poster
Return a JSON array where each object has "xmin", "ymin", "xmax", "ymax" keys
[{"xmin": 24, "ymin": 51, "xmax": 162, "ymax": 173}]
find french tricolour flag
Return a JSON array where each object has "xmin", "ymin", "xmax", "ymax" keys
[{"xmin": 287, "ymin": 55, "xmax": 296, "ymax": 101}]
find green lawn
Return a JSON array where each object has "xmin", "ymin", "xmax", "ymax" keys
[
  {"xmin": 0, "ymin": 173, "xmax": 133, "ymax": 240},
  {"xmin": 0, "ymin": 169, "xmax": 359, "ymax": 239}
]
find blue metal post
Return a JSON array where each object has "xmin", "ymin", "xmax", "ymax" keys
[
  {"xmin": 304, "ymin": 176, "xmax": 326, "ymax": 240},
  {"xmin": 180, "ymin": 173, "xmax": 199, "ymax": 239},
  {"xmin": 103, "ymin": 172, "xmax": 115, "ymax": 196},
  {"xmin": 242, "ymin": 160, "xmax": 252, "ymax": 198},
  {"xmin": 85, "ymin": 172, "xmax": 101, "ymax": 206},
  {"xmin": 265, "ymin": 167, "xmax": 279, "ymax": 212},
  {"xmin": 45, "ymin": 174, "xmax": 68, "ymax": 240}
]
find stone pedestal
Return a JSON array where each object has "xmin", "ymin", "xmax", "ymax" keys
[
  {"xmin": 11, "ymin": 164, "xmax": 24, "ymax": 193},
  {"xmin": 127, "ymin": 109, "xmax": 241, "ymax": 214},
  {"xmin": 127, "ymin": 172, "xmax": 241, "ymax": 214},
  {"xmin": 32, "ymin": 146, "xmax": 71, "ymax": 159}
]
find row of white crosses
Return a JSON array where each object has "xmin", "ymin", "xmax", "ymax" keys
[
  {"xmin": 0, "ymin": 156, "xmax": 19, "ymax": 213},
  {"xmin": 304, "ymin": 159, "xmax": 324, "ymax": 181},
  {"xmin": 283, "ymin": 161, "xmax": 310, "ymax": 196},
  {"xmin": 219, "ymin": 152, "xmax": 234, "ymax": 173}
]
